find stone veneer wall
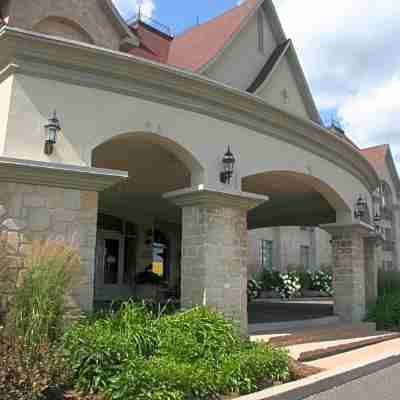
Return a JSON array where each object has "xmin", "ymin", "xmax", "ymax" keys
[
  {"xmin": 181, "ymin": 205, "xmax": 248, "ymax": 332},
  {"xmin": 0, "ymin": 182, "xmax": 98, "ymax": 313}
]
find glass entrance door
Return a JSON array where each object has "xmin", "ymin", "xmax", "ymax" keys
[{"xmin": 95, "ymin": 232, "xmax": 130, "ymax": 301}]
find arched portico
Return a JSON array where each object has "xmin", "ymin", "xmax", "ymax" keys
[
  {"xmin": 243, "ymin": 169, "xmax": 380, "ymax": 323},
  {"xmin": 91, "ymin": 131, "xmax": 205, "ymax": 304}
]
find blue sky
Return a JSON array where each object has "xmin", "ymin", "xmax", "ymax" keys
[
  {"xmin": 114, "ymin": 1, "xmax": 241, "ymax": 35},
  {"xmin": 113, "ymin": 1, "xmax": 400, "ymax": 167}
]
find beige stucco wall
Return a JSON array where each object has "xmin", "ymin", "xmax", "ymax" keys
[
  {"xmin": 248, "ymin": 226, "xmax": 327, "ymax": 276},
  {"xmin": 0, "ymin": 75, "xmax": 14, "ymax": 155},
  {"xmin": 315, "ymin": 228, "xmax": 333, "ymax": 267},
  {"xmin": 204, "ymin": 9, "xmax": 277, "ymax": 91},
  {"xmin": 256, "ymin": 56, "xmax": 309, "ymax": 119},
  {"xmin": 7, "ymin": 0, "xmax": 122, "ymax": 50},
  {"xmin": 2, "ymin": 72, "xmax": 372, "ymax": 227}
]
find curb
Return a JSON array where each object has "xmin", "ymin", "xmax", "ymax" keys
[
  {"xmin": 236, "ymin": 354, "xmax": 400, "ymax": 400},
  {"xmin": 297, "ymin": 332, "xmax": 400, "ymax": 362}
]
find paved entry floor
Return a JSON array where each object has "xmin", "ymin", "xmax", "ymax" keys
[{"xmin": 248, "ymin": 299, "xmax": 334, "ymax": 324}]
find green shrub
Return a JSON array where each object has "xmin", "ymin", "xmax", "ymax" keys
[
  {"xmin": 64, "ymin": 303, "xmax": 290, "ymax": 399},
  {"xmin": 378, "ymin": 269, "xmax": 400, "ymax": 296},
  {"xmin": 8, "ymin": 240, "xmax": 82, "ymax": 350},
  {"xmin": 247, "ymin": 278, "xmax": 262, "ymax": 301},
  {"xmin": 367, "ymin": 290, "xmax": 400, "ymax": 330},
  {"xmin": 259, "ymin": 270, "xmax": 281, "ymax": 291},
  {"xmin": 309, "ymin": 271, "xmax": 333, "ymax": 296}
]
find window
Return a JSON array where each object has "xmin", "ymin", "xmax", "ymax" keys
[
  {"xmin": 260, "ymin": 240, "xmax": 273, "ymax": 270},
  {"xmin": 104, "ymin": 239, "xmax": 120, "ymax": 284},
  {"xmin": 383, "ymin": 260, "xmax": 393, "ymax": 271},
  {"xmin": 300, "ymin": 245, "xmax": 310, "ymax": 269},
  {"xmin": 152, "ymin": 230, "xmax": 169, "ymax": 279},
  {"xmin": 257, "ymin": 10, "xmax": 264, "ymax": 52}
]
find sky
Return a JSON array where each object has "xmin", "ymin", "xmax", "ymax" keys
[{"xmin": 113, "ymin": 0, "xmax": 400, "ymax": 168}]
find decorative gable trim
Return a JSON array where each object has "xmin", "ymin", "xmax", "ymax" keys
[
  {"xmin": 247, "ymin": 39, "xmax": 290, "ymax": 93},
  {"xmin": 99, "ymin": 0, "xmax": 139, "ymax": 47},
  {"xmin": 248, "ymin": 39, "xmax": 321, "ymax": 124}
]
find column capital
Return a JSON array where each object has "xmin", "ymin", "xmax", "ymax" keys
[
  {"xmin": 320, "ymin": 222, "xmax": 375, "ymax": 238},
  {"xmin": 0, "ymin": 156, "xmax": 127, "ymax": 192},
  {"xmin": 163, "ymin": 186, "xmax": 268, "ymax": 211}
]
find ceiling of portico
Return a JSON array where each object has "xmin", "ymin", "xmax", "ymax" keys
[
  {"xmin": 243, "ymin": 171, "xmax": 337, "ymax": 229},
  {"xmin": 92, "ymin": 133, "xmax": 191, "ymax": 224}
]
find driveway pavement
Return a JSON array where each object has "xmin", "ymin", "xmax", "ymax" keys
[
  {"xmin": 248, "ymin": 300, "xmax": 333, "ymax": 324},
  {"xmin": 304, "ymin": 362, "xmax": 400, "ymax": 400}
]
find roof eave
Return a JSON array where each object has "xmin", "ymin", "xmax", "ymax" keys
[{"xmin": 0, "ymin": 26, "xmax": 379, "ymax": 194}]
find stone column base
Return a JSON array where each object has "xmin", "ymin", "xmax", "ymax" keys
[
  {"xmin": 165, "ymin": 187, "xmax": 268, "ymax": 333},
  {"xmin": 322, "ymin": 223, "xmax": 375, "ymax": 322}
]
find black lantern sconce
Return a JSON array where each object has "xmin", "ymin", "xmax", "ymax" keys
[
  {"xmin": 44, "ymin": 111, "xmax": 61, "ymax": 155},
  {"xmin": 373, "ymin": 211, "xmax": 382, "ymax": 232},
  {"xmin": 220, "ymin": 146, "xmax": 235, "ymax": 184},
  {"xmin": 354, "ymin": 195, "xmax": 367, "ymax": 219}
]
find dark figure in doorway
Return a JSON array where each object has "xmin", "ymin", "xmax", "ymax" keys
[{"xmin": 135, "ymin": 264, "xmax": 164, "ymax": 285}]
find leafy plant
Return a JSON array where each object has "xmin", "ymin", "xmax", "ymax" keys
[
  {"xmin": 367, "ymin": 290, "xmax": 400, "ymax": 330},
  {"xmin": 64, "ymin": 303, "xmax": 290, "ymax": 399},
  {"xmin": 7, "ymin": 240, "xmax": 82, "ymax": 351},
  {"xmin": 247, "ymin": 278, "xmax": 262, "ymax": 301},
  {"xmin": 367, "ymin": 270, "xmax": 400, "ymax": 330},
  {"xmin": 259, "ymin": 270, "xmax": 281, "ymax": 291},
  {"xmin": 309, "ymin": 271, "xmax": 333, "ymax": 296},
  {"xmin": 275, "ymin": 273, "xmax": 301, "ymax": 300},
  {"xmin": 378, "ymin": 269, "xmax": 400, "ymax": 296}
]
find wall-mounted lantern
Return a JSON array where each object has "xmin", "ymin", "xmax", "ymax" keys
[
  {"xmin": 373, "ymin": 211, "xmax": 382, "ymax": 232},
  {"xmin": 354, "ymin": 195, "xmax": 367, "ymax": 219},
  {"xmin": 220, "ymin": 146, "xmax": 235, "ymax": 184},
  {"xmin": 44, "ymin": 111, "xmax": 61, "ymax": 155}
]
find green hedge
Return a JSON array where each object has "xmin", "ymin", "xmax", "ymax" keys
[
  {"xmin": 367, "ymin": 270, "xmax": 400, "ymax": 330},
  {"xmin": 64, "ymin": 303, "xmax": 290, "ymax": 399}
]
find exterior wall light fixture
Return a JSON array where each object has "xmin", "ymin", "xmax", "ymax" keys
[
  {"xmin": 44, "ymin": 111, "xmax": 61, "ymax": 155},
  {"xmin": 220, "ymin": 146, "xmax": 235, "ymax": 184},
  {"xmin": 373, "ymin": 211, "xmax": 382, "ymax": 232},
  {"xmin": 354, "ymin": 195, "xmax": 367, "ymax": 219}
]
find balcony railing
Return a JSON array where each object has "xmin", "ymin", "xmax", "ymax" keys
[{"xmin": 127, "ymin": 14, "xmax": 173, "ymax": 37}]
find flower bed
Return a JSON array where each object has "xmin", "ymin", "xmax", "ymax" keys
[
  {"xmin": 64, "ymin": 303, "xmax": 290, "ymax": 400},
  {"xmin": 250, "ymin": 269, "xmax": 334, "ymax": 301}
]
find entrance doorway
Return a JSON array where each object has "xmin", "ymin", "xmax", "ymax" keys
[{"xmin": 94, "ymin": 214, "xmax": 137, "ymax": 302}]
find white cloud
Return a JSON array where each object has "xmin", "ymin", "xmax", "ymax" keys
[
  {"xmin": 273, "ymin": 0, "xmax": 400, "ymax": 165},
  {"xmin": 339, "ymin": 77, "xmax": 400, "ymax": 161},
  {"xmin": 113, "ymin": 0, "xmax": 155, "ymax": 19}
]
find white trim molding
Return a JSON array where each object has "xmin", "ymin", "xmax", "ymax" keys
[
  {"xmin": 0, "ymin": 27, "xmax": 379, "ymax": 193},
  {"xmin": 0, "ymin": 157, "xmax": 128, "ymax": 191},
  {"xmin": 164, "ymin": 186, "xmax": 268, "ymax": 210}
]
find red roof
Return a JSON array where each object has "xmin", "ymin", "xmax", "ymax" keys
[
  {"xmin": 360, "ymin": 144, "xmax": 389, "ymax": 171},
  {"xmin": 125, "ymin": 0, "xmax": 261, "ymax": 71},
  {"xmin": 167, "ymin": 0, "xmax": 260, "ymax": 71},
  {"xmin": 128, "ymin": 21, "xmax": 172, "ymax": 63}
]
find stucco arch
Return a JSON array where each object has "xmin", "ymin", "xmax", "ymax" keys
[
  {"xmin": 34, "ymin": 16, "xmax": 94, "ymax": 44},
  {"xmin": 91, "ymin": 131, "xmax": 205, "ymax": 187},
  {"xmin": 242, "ymin": 170, "xmax": 352, "ymax": 229}
]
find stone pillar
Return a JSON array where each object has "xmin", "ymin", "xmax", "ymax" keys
[
  {"xmin": 364, "ymin": 237, "xmax": 382, "ymax": 308},
  {"xmin": 0, "ymin": 182, "xmax": 98, "ymax": 311},
  {"xmin": 164, "ymin": 188, "xmax": 267, "ymax": 333},
  {"xmin": 322, "ymin": 223, "xmax": 374, "ymax": 322}
]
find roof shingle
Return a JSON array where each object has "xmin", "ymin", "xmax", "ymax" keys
[{"xmin": 167, "ymin": 0, "xmax": 261, "ymax": 71}]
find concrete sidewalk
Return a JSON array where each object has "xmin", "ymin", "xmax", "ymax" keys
[{"xmin": 306, "ymin": 337, "xmax": 400, "ymax": 370}]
